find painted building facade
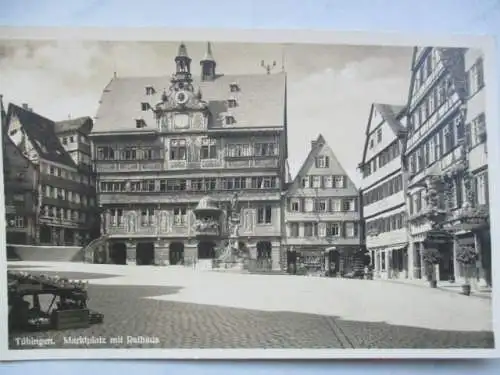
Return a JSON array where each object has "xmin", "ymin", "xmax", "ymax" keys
[
  {"xmin": 3, "ymin": 103, "xmax": 99, "ymax": 247},
  {"xmin": 91, "ymin": 43, "xmax": 287, "ymax": 269},
  {"xmin": 404, "ymin": 47, "xmax": 490, "ymax": 286},
  {"xmin": 284, "ymin": 135, "xmax": 363, "ymax": 276},
  {"xmin": 359, "ymin": 104, "xmax": 408, "ymax": 279}
]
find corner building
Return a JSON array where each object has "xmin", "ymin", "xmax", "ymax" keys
[
  {"xmin": 92, "ymin": 43, "xmax": 287, "ymax": 269},
  {"xmin": 404, "ymin": 47, "xmax": 490, "ymax": 286},
  {"xmin": 3, "ymin": 103, "xmax": 98, "ymax": 247}
]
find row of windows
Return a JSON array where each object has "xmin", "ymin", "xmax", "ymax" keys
[
  {"xmin": 288, "ymin": 197, "xmax": 357, "ymax": 213},
  {"xmin": 362, "ymin": 141, "xmax": 401, "ymax": 178},
  {"xmin": 96, "ymin": 146, "xmax": 158, "ymax": 161},
  {"xmin": 40, "ymin": 205, "xmax": 87, "ymax": 223},
  {"xmin": 407, "ymin": 113, "xmax": 464, "ymax": 175},
  {"xmin": 413, "ymin": 48, "xmax": 440, "ymax": 91},
  {"xmin": 301, "ymin": 175, "xmax": 346, "ymax": 189},
  {"xmin": 409, "ymin": 75, "xmax": 453, "ymax": 133},
  {"xmin": 362, "ymin": 174, "xmax": 403, "ymax": 206},
  {"xmin": 99, "ymin": 176, "xmax": 280, "ymax": 193},
  {"xmin": 107, "ymin": 205, "xmax": 274, "ymax": 226},
  {"xmin": 96, "ymin": 141, "xmax": 278, "ymax": 161},
  {"xmin": 408, "ymin": 172, "xmax": 489, "ymax": 216},
  {"xmin": 366, "ymin": 212, "xmax": 406, "ymax": 235},
  {"xmin": 43, "ymin": 185, "xmax": 94, "ymax": 207},
  {"xmin": 40, "ymin": 163, "xmax": 92, "ymax": 185},
  {"xmin": 289, "ymin": 221, "xmax": 359, "ymax": 238},
  {"xmin": 59, "ymin": 133, "xmax": 89, "ymax": 146},
  {"xmin": 409, "ymin": 56, "xmax": 484, "ymax": 135}
]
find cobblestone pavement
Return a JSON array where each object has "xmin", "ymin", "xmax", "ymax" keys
[{"xmin": 7, "ymin": 263, "xmax": 495, "ymax": 350}]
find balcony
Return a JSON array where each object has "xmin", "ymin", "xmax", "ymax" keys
[
  {"xmin": 95, "ymin": 160, "xmax": 163, "ymax": 173},
  {"xmin": 193, "ymin": 219, "xmax": 220, "ymax": 238},
  {"xmin": 442, "ymin": 204, "xmax": 489, "ymax": 232},
  {"xmin": 225, "ymin": 156, "xmax": 279, "ymax": 169}
]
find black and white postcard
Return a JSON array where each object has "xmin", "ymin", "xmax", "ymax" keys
[{"xmin": 0, "ymin": 27, "xmax": 497, "ymax": 360}]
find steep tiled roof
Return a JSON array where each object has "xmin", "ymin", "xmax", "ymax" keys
[
  {"xmin": 7, "ymin": 103, "xmax": 76, "ymax": 168},
  {"xmin": 372, "ymin": 103, "xmax": 406, "ymax": 135},
  {"xmin": 54, "ymin": 116, "xmax": 93, "ymax": 134},
  {"xmin": 93, "ymin": 72, "xmax": 286, "ymax": 133},
  {"xmin": 360, "ymin": 103, "xmax": 406, "ymax": 167},
  {"xmin": 287, "ymin": 134, "xmax": 359, "ymax": 195}
]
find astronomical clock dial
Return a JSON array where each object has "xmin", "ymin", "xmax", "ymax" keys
[
  {"xmin": 175, "ymin": 90, "xmax": 189, "ymax": 105},
  {"xmin": 174, "ymin": 113, "xmax": 190, "ymax": 129}
]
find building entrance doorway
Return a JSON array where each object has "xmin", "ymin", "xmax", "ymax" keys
[
  {"xmin": 198, "ymin": 241, "xmax": 216, "ymax": 259},
  {"xmin": 169, "ymin": 242, "xmax": 185, "ymax": 265},
  {"xmin": 39, "ymin": 225, "xmax": 51, "ymax": 244},
  {"xmin": 136, "ymin": 242, "xmax": 155, "ymax": 265},
  {"xmin": 110, "ymin": 242, "xmax": 127, "ymax": 265}
]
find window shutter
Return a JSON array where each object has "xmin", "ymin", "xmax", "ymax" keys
[
  {"xmin": 327, "ymin": 198, "xmax": 332, "ymax": 212},
  {"xmin": 300, "ymin": 198, "xmax": 305, "ymax": 212},
  {"xmin": 343, "ymin": 175, "xmax": 347, "ymax": 188},
  {"xmin": 315, "ymin": 158, "xmax": 318, "ymax": 168},
  {"xmin": 474, "ymin": 176, "xmax": 479, "ymax": 205},
  {"xmin": 325, "ymin": 156, "xmax": 330, "ymax": 168},
  {"xmin": 320, "ymin": 176, "xmax": 325, "ymax": 188},
  {"xmin": 353, "ymin": 222, "xmax": 359, "ymax": 237},
  {"xmin": 341, "ymin": 222, "xmax": 346, "ymax": 237}
]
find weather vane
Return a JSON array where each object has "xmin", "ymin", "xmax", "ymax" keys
[{"xmin": 260, "ymin": 60, "xmax": 277, "ymax": 75}]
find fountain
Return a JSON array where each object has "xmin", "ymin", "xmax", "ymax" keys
[{"xmin": 214, "ymin": 193, "xmax": 248, "ymax": 271}]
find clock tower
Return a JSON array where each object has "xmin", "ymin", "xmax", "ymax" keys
[{"xmin": 153, "ymin": 42, "xmax": 209, "ymax": 131}]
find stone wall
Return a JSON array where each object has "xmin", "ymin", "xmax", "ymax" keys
[{"xmin": 8, "ymin": 244, "xmax": 84, "ymax": 262}]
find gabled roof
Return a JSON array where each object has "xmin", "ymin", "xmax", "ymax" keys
[
  {"xmin": 93, "ymin": 72, "xmax": 287, "ymax": 133},
  {"xmin": 360, "ymin": 103, "xmax": 406, "ymax": 166},
  {"xmin": 54, "ymin": 116, "xmax": 93, "ymax": 135},
  {"xmin": 6, "ymin": 103, "xmax": 76, "ymax": 168},
  {"xmin": 287, "ymin": 134, "xmax": 359, "ymax": 195}
]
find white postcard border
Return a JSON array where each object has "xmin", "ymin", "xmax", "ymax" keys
[{"xmin": 0, "ymin": 27, "xmax": 498, "ymax": 361}]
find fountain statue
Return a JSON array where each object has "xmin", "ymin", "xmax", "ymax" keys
[{"xmin": 215, "ymin": 192, "xmax": 247, "ymax": 269}]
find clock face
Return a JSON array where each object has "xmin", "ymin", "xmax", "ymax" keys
[
  {"xmin": 174, "ymin": 113, "xmax": 190, "ymax": 129},
  {"xmin": 175, "ymin": 90, "xmax": 189, "ymax": 105}
]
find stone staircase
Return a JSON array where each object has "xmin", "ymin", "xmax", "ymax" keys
[{"xmin": 82, "ymin": 234, "xmax": 110, "ymax": 263}]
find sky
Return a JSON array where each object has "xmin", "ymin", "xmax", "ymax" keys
[{"xmin": 0, "ymin": 39, "xmax": 412, "ymax": 186}]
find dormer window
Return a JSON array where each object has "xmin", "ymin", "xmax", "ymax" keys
[
  {"xmin": 225, "ymin": 115, "xmax": 236, "ymax": 125},
  {"xmin": 141, "ymin": 102, "xmax": 150, "ymax": 111},
  {"xmin": 145, "ymin": 86, "xmax": 155, "ymax": 96},
  {"xmin": 135, "ymin": 119, "xmax": 146, "ymax": 128},
  {"xmin": 227, "ymin": 98, "xmax": 238, "ymax": 108},
  {"xmin": 229, "ymin": 82, "xmax": 239, "ymax": 92}
]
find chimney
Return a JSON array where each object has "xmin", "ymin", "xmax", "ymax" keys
[{"xmin": 21, "ymin": 103, "xmax": 32, "ymax": 111}]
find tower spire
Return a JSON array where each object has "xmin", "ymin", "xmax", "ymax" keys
[
  {"xmin": 174, "ymin": 42, "xmax": 193, "ymax": 85},
  {"xmin": 200, "ymin": 41, "xmax": 217, "ymax": 81}
]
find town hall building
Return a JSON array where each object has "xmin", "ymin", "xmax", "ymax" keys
[{"xmin": 90, "ymin": 42, "xmax": 288, "ymax": 269}]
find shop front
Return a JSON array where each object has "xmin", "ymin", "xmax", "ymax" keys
[{"xmin": 443, "ymin": 209, "xmax": 491, "ymax": 287}]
